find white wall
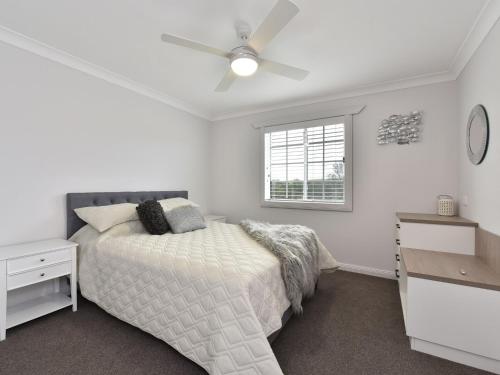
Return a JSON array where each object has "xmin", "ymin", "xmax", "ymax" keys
[
  {"xmin": 1, "ymin": 14, "xmax": 495, "ymax": 275},
  {"xmin": 457, "ymin": 19, "xmax": 500, "ymax": 235},
  {"xmin": 0, "ymin": 42, "xmax": 211, "ymax": 245},
  {"xmin": 209, "ymin": 82, "xmax": 459, "ymax": 272},
  {"xmin": 2, "ymin": 28, "xmax": 480, "ymax": 275}
]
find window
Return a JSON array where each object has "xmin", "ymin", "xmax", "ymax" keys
[{"xmin": 262, "ymin": 115, "xmax": 352, "ymax": 211}]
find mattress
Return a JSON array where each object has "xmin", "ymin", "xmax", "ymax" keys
[{"xmin": 71, "ymin": 220, "xmax": 336, "ymax": 375}]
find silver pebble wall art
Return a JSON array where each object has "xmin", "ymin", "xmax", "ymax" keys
[{"xmin": 377, "ymin": 110, "xmax": 423, "ymax": 145}]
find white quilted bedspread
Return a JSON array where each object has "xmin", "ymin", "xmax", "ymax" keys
[{"xmin": 71, "ymin": 220, "xmax": 336, "ymax": 375}]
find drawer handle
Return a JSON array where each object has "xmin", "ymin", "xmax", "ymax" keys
[
  {"xmin": 40, "ymin": 258, "xmax": 45, "ymax": 262},
  {"xmin": 395, "ymin": 254, "xmax": 400, "ymax": 261},
  {"xmin": 396, "ymin": 239, "xmax": 400, "ymax": 245},
  {"xmin": 395, "ymin": 269, "xmax": 400, "ymax": 278},
  {"xmin": 396, "ymin": 224, "xmax": 400, "ymax": 229},
  {"xmin": 40, "ymin": 273, "xmax": 46, "ymax": 277}
]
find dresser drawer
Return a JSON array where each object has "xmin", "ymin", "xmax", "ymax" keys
[
  {"xmin": 7, "ymin": 248, "xmax": 72, "ymax": 275},
  {"xmin": 7, "ymin": 261, "xmax": 72, "ymax": 291},
  {"xmin": 399, "ymin": 222, "xmax": 475, "ymax": 255}
]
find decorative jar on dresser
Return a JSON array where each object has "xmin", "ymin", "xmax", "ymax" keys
[{"xmin": 0, "ymin": 239, "xmax": 77, "ymax": 341}]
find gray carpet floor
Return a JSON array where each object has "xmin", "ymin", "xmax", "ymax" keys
[{"xmin": 0, "ymin": 271, "xmax": 489, "ymax": 375}]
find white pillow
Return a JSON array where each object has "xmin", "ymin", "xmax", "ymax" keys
[
  {"xmin": 74, "ymin": 203, "xmax": 139, "ymax": 232},
  {"xmin": 158, "ymin": 197, "xmax": 199, "ymax": 212}
]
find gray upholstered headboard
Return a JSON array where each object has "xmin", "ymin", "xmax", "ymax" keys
[{"xmin": 66, "ymin": 190, "xmax": 188, "ymax": 238}]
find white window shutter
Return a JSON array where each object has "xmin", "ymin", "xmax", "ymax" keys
[{"xmin": 262, "ymin": 115, "xmax": 352, "ymax": 211}]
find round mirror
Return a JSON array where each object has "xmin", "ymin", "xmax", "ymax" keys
[{"xmin": 466, "ymin": 104, "xmax": 489, "ymax": 165}]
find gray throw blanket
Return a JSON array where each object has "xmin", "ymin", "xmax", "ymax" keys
[{"xmin": 240, "ymin": 220, "xmax": 321, "ymax": 314}]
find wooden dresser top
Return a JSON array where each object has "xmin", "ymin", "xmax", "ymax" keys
[
  {"xmin": 401, "ymin": 248, "xmax": 500, "ymax": 291},
  {"xmin": 396, "ymin": 212, "xmax": 478, "ymax": 227}
]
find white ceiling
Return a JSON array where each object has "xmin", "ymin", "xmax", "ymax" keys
[{"xmin": 0, "ymin": 0, "xmax": 491, "ymax": 119}]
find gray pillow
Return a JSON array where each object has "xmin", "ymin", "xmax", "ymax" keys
[{"xmin": 164, "ymin": 205, "xmax": 206, "ymax": 234}]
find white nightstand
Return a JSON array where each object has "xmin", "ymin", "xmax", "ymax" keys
[
  {"xmin": 0, "ymin": 239, "xmax": 77, "ymax": 341},
  {"xmin": 204, "ymin": 215, "xmax": 227, "ymax": 223}
]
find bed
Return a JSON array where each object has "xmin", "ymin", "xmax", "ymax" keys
[{"xmin": 67, "ymin": 190, "xmax": 334, "ymax": 375}]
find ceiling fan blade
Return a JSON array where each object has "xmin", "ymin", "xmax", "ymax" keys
[
  {"xmin": 161, "ymin": 33, "xmax": 229, "ymax": 58},
  {"xmin": 215, "ymin": 70, "xmax": 238, "ymax": 92},
  {"xmin": 249, "ymin": 0, "xmax": 299, "ymax": 53},
  {"xmin": 260, "ymin": 59, "xmax": 309, "ymax": 81}
]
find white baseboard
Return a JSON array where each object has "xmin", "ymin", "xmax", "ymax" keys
[{"xmin": 336, "ymin": 262, "xmax": 396, "ymax": 280}]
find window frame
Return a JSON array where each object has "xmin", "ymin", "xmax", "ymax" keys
[{"xmin": 260, "ymin": 114, "xmax": 353, "ymax": 211}]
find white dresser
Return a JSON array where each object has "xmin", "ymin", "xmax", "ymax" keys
[
  {"xmin": 0, "ymin": 239, "xmax": 77, "ymax": 341},
  {"xmin": 395, "ymin": 213, "xmax": 500, "ymax": 374}
]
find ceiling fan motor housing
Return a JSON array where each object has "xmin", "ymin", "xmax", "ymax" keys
[{"xmin": 236, "ymin": 22, "xmax": 252, "ymax": 43}]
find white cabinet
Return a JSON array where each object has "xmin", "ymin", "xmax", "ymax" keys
[
  {"xmin": 0, "ymin": 239, "xmax": 78, "ymax": 341},
  {"xmin": 396, "ymin": 213, "xmax": 500, "ymax": 374},
  {"xmin": 399, "ymin": 252, "xmax": 500, "ymax": 374}
]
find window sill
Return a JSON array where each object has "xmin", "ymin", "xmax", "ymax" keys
[{"xmin": 261, "ymin": 200, "xmax": 352, "ymax": 212}]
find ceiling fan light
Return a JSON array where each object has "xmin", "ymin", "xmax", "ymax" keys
[{"xmin": 231, "ymin": 55, "xmax": 258, "ymax": 77}]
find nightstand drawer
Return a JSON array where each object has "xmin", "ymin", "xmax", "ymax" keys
[
  {"xmin": 7, "ymin": 248, "xmax": 72, "ymax": 275},
  {"xmin": 7, "ymin": 261, "xmax": 71, "ymax": 291}
]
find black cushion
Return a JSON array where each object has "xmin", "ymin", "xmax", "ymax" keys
[{"xmin": 136, "ymin": 200, "xmax": 169, "ymax": 235}]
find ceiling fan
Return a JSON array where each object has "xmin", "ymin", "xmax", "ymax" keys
[{"xmin": 160, "ymin": 0, "xmax": 309, "ymax": 92}]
